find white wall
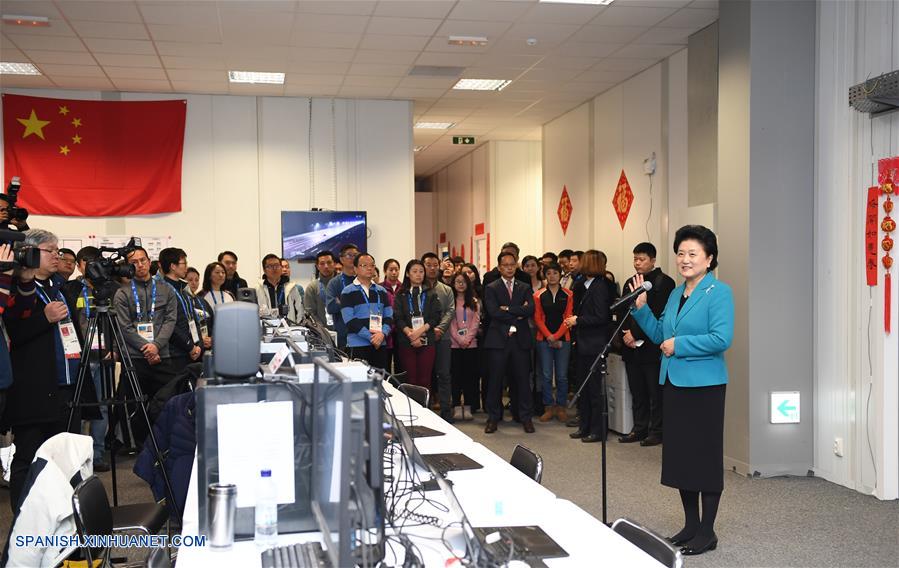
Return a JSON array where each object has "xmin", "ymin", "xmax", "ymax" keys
[
  {"xmin": 543, "ymin": 103, "xmax": 592, "ymax": 254},
  {"xmin": 426, "ymin": 140, "xmax": 541, "ymax": 267},
  {"xmin": 815, "ymin": 0, "xmax": 898, "ymax": 500},
  {"xmin": 0, "ymin": 89, "xmax": 414, "ymax": 284}
]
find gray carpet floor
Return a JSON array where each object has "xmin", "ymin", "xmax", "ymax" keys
[{"xmin": 1, "ymin": 418, "xmax": 896, "ymax": 567}]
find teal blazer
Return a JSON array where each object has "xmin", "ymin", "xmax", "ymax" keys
[{"xmin": 631, "ymin": 272, "xmax": 734, "ymax": 388}]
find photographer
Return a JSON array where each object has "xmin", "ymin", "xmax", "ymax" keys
[
  {"xmin": 159, "ymin": 247, "xmax": 202, "ymax": 372},
  {"xmin": 0, "ymin": 244, "xmax": 14, "ymax": 432},
  {"xmin": 113, "ymin": 246, "xmax": 178, "ymax": 443},
  {"xmin": 0, "ymin": 194, "xmax": 28, "ymax": 231},
  {"xmin": 3, "ymin": 230, "xmax": 81, "ymax": 512}
]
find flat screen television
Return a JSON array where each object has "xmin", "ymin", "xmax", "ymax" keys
[{"xmin": 281, "ymin": 210, "xmax": 367, "ymax": 261}]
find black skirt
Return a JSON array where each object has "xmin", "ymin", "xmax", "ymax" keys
[{"xmin": 661, "ymin": 380, "xmax": 726, "ymax": 492}]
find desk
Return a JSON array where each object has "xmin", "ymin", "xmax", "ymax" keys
[{"xmin": 178, "ymin": 382, "xmax": 663, "ymax": 567}]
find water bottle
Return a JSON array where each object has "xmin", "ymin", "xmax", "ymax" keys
[{"xmin": 254, "ymin": 469, "xmax": 278, "ymax": 547}]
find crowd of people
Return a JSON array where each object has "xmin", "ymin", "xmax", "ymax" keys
[{"xmin": 0, "ymin": 218, "xmax": 733, "ymax": 556}]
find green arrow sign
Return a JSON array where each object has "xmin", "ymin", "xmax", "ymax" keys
[
  {"xmin": 777, "ymin": 399, "xmax": 796, "ymax": 416},
  {"xmin": 452, "ymin": 136, "xmax": 475, "ymax": 145}
]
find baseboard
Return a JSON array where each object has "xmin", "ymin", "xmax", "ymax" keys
[{"xmin": 724, "ymin": 455, "xmax": 751, "ymax": 477}]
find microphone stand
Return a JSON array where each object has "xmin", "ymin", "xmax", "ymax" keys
[{"xmin": 568, "ymin": 297, "xmax": 638, "ymax": 526}]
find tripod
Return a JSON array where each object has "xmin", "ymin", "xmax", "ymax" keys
[
  {"xmin": 65, "ymin": 294, "xmax": 181, "ymax": 520},
  {"xmin": 569, "ymin": 301, "xmax": 636, "ymax": 526}
]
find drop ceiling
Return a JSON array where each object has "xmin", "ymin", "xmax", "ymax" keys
[{"xmin": 0, "ymin": 0, "xmax": 718, "ymax": 176}]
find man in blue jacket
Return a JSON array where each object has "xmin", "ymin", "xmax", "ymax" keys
[{"xmin": 340, "ymin": 253, "xmax": 393, "ymax": 369}]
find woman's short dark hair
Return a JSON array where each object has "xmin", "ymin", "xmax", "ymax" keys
[
  {"xmin": 674, "ymin": 225, "xmax": 718, "ymax": 271},
  {"xmin": 202, "ymin": 261, "xmax": 226, "ymax": 295},
  {"xmin": 401, "ymin": 259, "xmax": 425, "ymax": 290},
  {"xmin": 580, "ymin": 250, "xmax": 604, "ymax": 278},
  {"xmin": 544, "ymin": 262, "xmax": 562, "ymax": 275}
]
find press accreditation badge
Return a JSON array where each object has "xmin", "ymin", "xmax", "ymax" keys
[
  {"xmin": 411, "ymin": 316, "xmax": 424, "ymax": 330},
  {"xmin": 369, "ymin": 314, "xmax": 383, "ymax": 333},
  {"xmin": 325, "ymin": 313, "xmax": 334, "ymax": 327},
  {"xmin": 137, "ymin": 322, "xmax": 154, "ymax": 342},
  {"xmin": 59, "ymin": 321, "xmax": 81, "ymax": 359},
  {"xmin": 90, "ymin": 331, "xmax": 101, "ymax": 351},
  {"xmin": 187, "ymin": 319, "xmax": 200, "ymax": 343},
  {"xmin": 200, "ymin": 324, "xmax": 208, "ymax": 339}
]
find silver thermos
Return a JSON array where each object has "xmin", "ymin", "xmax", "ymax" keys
[{"xmin": 207, "ymin": 483, "xmax": 237, "ymax": 548}]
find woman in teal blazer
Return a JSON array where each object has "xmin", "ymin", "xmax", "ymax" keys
[{"xmin": 630, "ymin": 225, "xmax": 734, "ymax": 557}]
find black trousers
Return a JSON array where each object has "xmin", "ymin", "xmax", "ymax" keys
[
  {"xmin": 451, "ymin": 348, "xmax": 480, "ymax": 407},
  {"xmin": 625, "ymin": 359, "xmax": 663, "ymax": 438},
  {"xmin": 118, "ymin": 357, "xmax": 180, "ymax": 446},
  {"xmin": 576, "ymin": 352, "xmax": 606, "ymax": 436},
  {"xmin": 349, "ymin": 345, "xmax": 388, "ymax": 370},
  {"xmin": 486, "ymin": 347, "xmax": 532, "ymax": 423}
]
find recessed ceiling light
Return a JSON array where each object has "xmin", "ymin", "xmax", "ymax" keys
[
  {"xmin": 448, "ymin": 35, "xmax": 488, "ymax": 47},
  {"xmin": 538, "ymin": 0, "xmax": 615, "ymax": 5},
  {"xmin": 415, "ymin": 122, "xmax": 455, "ymax": 130},
  {"xmin": 453, "ymin": 78, "xmax": 512, "ymax": 91},
  {"xmin": 0, "ymin": 62, "xmax": 41, "ymax": 75},
  {"xmin": 228, "ymin": 70, "xmax": 285, "ymax": 84},
  {"xmin": 414, "ymin": 146, "xmax": 426, "ymax": 152},
  {"xmin": 2, "ymin": 14, "xmax": 50, "ymax": 26}
]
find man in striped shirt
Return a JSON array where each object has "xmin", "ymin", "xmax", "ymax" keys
[{"xmin": 339, "ymin": 253, "xmax": 393, "ymax": 369}]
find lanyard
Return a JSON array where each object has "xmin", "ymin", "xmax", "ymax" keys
[
  {"xmin": 210, "ymin": 290, "xmax": 226, "ymax": 305},
  {"xmin": 166, "ymin": 282, "xmax": 192, "ymax": 320},
  {"xmin": 131, "ymin": 279, "xmax": 157, "ymax": 322},
  {"xmin": 81, "ymin": 284, "xmax": 92, "ymax": 318},
  {"xmin": 319, "ymin": 280, "xmax": 327, "ymax": 303},
  {"xmin": 458, "ymin": 305, "xmax": 467, "ymax": 324},
  {"xmin": 34, "ymin": 281, "xmax": 69, "ymax": 318},
  {"xmin": 278, "ymin": 286, "xmax": 285, "ymax": 306},
  {"xmin": 407, "ymin": 288, "xmax": 425, "ymax": 315},
  {"xmin": 358, "ymin": 284, "xmax": 381, "ymax": 315},
  {"xmin": 195, "ymin": 296, "xmax": 208, "ymax": 321}
]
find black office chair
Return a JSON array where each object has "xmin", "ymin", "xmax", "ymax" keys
[
  {"xmin": 72, "ymin": 475, "xmax": 171, "ymax": 567},
  {"xmin": 611, "ymin": 518, "xmax": 684, "ymax": 568},
  {"xmin": 509, "ymin": 444, "xmax": 544, "ymax": 484},
  {"xmin": 398, "ymin": 383, "xmax": 430, "ymax": 408}
]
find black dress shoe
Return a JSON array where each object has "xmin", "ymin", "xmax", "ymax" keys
[
  {"xmin": 581, "ymin": 433, "xmax": 603, "ymax": 443},
  {"xmin": 618, "ymin": 432, "xmax": 647, "ymax": 444},
  {"xmin": 523, "ymin": 420, "xmax": 535, "ymax": 433},
  {"xmin": 484, "ymin": 420, "xmax": 498, "ymax": 433},
  {"xmin": 640, "ymin": 436, "xmax": 662, "ymax": 447},
  {"xmin": 569, "ymin": 430, "xmax": 588, "ymax": 439},
  {"xmin": 666, "ymin": 534, "xmax": 693, "ymax": 547},
  {"xmin": 681, "ymin": 536, "xmax": 718, "ymax": 556}
]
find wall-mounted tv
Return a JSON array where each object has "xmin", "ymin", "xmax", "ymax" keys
[{"xmin": 281, "ymin": 210, "xmax": 367, "ymax": 261}]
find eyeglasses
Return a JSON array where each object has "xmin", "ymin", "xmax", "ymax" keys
[
  {"xmin": 357, "ymin": 263, "xmax": 375, "ymax": 269},
  {"xmin": 264, "ymin": 264, "xmax": 281, "ymax": 270},
  {"xmin": 38, "ymin": 247, "xmax": 60, "ymax": 256}
]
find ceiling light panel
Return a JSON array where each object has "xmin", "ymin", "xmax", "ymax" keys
[
  {"xmin": 0, "ymin": 62, "xmax": 41, "ymax": 75},
  {"xmin": 538, "ymin": 0, "xmax": 615, "ymax": 5},
  {"xmin": 453, "ymin": 78, "xmax": 512, "ymax": 91},
  {"xmin": 228, "ymin": 70, "xmax": 285, "ymax": 84},
  {"xmin": 415, "ymin": 122, "xmax": 455, "ymax": 129}
]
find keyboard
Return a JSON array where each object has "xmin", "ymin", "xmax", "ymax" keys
[{"xmin": 260, "ymin": 541, "xmax": 330, "ymax": 568}]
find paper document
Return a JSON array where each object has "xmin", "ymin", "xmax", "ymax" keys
[{"xmin": 216, "ymin": 400, "xmax": 296, "ymax": 508}]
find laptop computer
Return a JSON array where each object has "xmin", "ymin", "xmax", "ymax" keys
[
  {"xmin": 406, "ymin": 425, "xmax": 445, "ymax": 438},
  {"xmin": 421, "ymin": 452, "xmax": 483, "ymax": 473},
  {"xmin": 472, "ymin": 526, "xmax": 569, "ymax": 565}
]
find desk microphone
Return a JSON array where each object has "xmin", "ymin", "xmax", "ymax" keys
[{"xmin": 610, "ymin": 280, "xmax": 652, "ymax": 311}]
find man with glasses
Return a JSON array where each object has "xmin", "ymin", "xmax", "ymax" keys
[
  {"xmin": 56, "ymin": 248, "xmax": 76, "ymax": 281},
  {"xmin": 113, "ymin": 246, "xmax": 177, "ymax": 445},
  {"xmin": 159, "ymin": 247, "xmax": 202, "ymax": 374},
  {"xmin": 339, "ymin": 253, "xmax": 392, "ymax": 369},
  {"xmin": 257, "ymin": 254, "xmax": 289, "ymax": 317},
  {"xmin": 326, "ymin": 243, "xmax": 359, "ymax": 349}
]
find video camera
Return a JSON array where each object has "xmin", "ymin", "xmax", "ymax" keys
[
  {"xmin": 84, "ymin": 237, "xmax": 142, "ymax": 302},
  {"xmin": 0, "ymin": 229, "xmax": 41, "ymax": 271},
  {"xmin": 2, "ymin": 177, "xmax": 30, "ymax": 225}
]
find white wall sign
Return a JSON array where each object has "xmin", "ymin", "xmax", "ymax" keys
[{"xmin": 770, "ymin": 391, "xmax": 800, "ymax": 424}]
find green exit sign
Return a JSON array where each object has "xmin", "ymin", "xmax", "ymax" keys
[{"xmin": 453, "ymin": 136, "xmax": 475, "ymax": 145}]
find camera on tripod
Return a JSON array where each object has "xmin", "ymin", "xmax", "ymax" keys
[
  {"xmin": 2, "ymin": 177, "xmax": 30, "ymax": 225},
  {"xmin": 84, "ymin": 237, "xmax": 142, "ymax": 301}
]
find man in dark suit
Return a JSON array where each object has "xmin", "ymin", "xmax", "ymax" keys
[
  {"xmin": 618, "ymin": 242, "xmax": 676, "ymax": 446},
  {"xmin": 481, "ymin": 242, "xmax": 531, "ymax": 287},
  {"xmin": 483, "ymin": 251, "xmax": 536, "ymax": 434}
]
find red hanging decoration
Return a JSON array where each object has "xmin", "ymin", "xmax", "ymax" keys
[
  {"xmin": 878, "ymin": 156, "xmax": 898, "ymax": 333},
  {"xmin": 866, "ymin": 187, "xmax": 880, "ymax": 286}
]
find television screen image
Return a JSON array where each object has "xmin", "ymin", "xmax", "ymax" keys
[{"xmin": 281, "ymin": 211, "xmax": 367, "ymax": 261}]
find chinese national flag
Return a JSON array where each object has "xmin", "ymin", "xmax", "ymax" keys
[{"xmin": 2, "ymin": 94, "xmax": 185, "ymax": 216}]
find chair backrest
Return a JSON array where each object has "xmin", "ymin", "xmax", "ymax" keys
[
  {"xmin": 398, "ymin": 383, "xmax": 430, "ymax": 408},
  {"xmin": 146, "ymin": 545, "xmax": 173, "ymax": 568},
  {"xmin": 72, "ymin": 475, "xmax": 114, "ymax": 566},
  {"xmin": 611, "ymin": 518, "xmax": 683, "ymax": 568},
  {"xmin": 509, "ymin": 444, "xmax": 543, "ymax": 484}
]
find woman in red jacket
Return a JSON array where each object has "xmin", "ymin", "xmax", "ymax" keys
[{"xmin": 534, "ymin": 262, "xmax": 573, "ymax": 422}]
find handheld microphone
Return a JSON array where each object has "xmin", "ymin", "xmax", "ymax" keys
[{"xmin": 610, "ymin": 280, "xmax": 652, "ymax": 311}]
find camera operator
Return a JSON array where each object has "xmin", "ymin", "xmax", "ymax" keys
[
  {"xmin": 0, "ymin": 194, "xmax": 28, "ymax": 231},
  {"xmin": 113, "ymin": 246, "xmax": 178, "ymax": 443},
  {"xmin": 2, "ymin": 229, "xmax": 81, "ymax": 512},
  {"xmin": 0, "ymin": 244, "xmax": 14, "ymax": 436},
  {"xmin": 159, "ymin": 247, "xmax": 202, "ymax": 371}
]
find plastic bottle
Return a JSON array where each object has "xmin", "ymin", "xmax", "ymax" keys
[{"xmin": 254, "ymin": 469, "xmax": 278, "ymax": 547}]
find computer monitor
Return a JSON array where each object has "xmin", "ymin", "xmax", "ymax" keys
[
  {"xmin": 281, "ymin": 210, "xmax": 367, "ymax": 261},
  {"xmin": 310, "ymin": 357, "xmax": 355, "ymax": 567}
]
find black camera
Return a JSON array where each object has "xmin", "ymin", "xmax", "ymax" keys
[
  {"xmin": 84, "ymin": 237, "xmax": 142, "ymax": 302},
  {"xmin": 2, "ymin": 177, "xmax": 30, "ymax": 224},
  {"xmin": 0, "ymin": 228, "xmax": 40, "ymax": 271}
]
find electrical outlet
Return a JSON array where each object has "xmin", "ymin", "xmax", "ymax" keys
[
  {"xmin": 833, "ymin": 437, "xmax": 844, "ymax": 457},
  {"xmin": 643, "ymin": 152, "xmax": 656, "ymax": 175}
]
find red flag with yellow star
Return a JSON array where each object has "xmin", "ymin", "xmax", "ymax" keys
[{"xmin": 2, "ymin": 94, "xmax": 185, "ymax": 216}]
